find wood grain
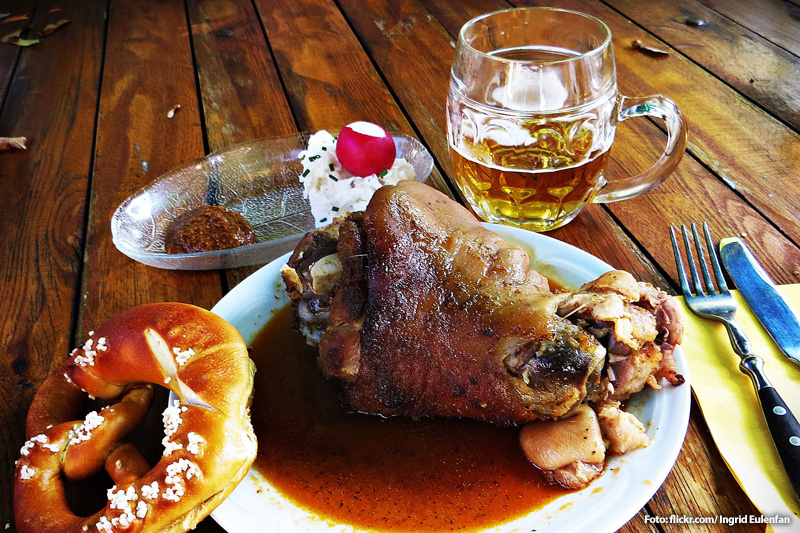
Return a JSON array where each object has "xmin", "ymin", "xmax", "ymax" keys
[
  {"xmin": 698, "ymin": 0, "xmax": 800, "ymax": 58},
  {"xmin": 84, "ymin": 0, "xmax": 222, "ymax": 319},
  {"xmin": 188, "ymin": 0, "xmax": 297, "ymax": 150},
  {"xmin": 607, "ymin": 0, "xmax": 800, "ymax": 132},
  {"xmin": 0, "ymin": 2, "xmax": 34, "ymax": 106},
  {"xmin": 0, "ymin": 0, "xmax": 105, "ymax": 524},
  {"xmin": 333, "ymin": 0, "xmax": 457, "ymax": 171},
  {"xmin": 607, "ymin": 116, "xmax": 800, "ymax": 287}
]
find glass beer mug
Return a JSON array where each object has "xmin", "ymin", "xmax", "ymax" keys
[{"xmin": 447, "ymin": 7, "xmax": 687, "ymax": 231}]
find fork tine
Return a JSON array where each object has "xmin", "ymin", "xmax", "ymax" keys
[
  {"xmin": 691, "ymin": 223, "xmax": 716, "ymax": 294},
  {"xmin": 702, "ymin": 221, "xmax": 730, "ymax": 294},
  {"xmin": 670, "ymin": 226, "xmax": 694, "ymax": 297},
  {"xmin": 680, "ymin": 224, "xmax": 705, "ymax": 295}
]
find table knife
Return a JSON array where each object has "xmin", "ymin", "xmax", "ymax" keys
[{"xmin": 719, "ymin": 237, "xmax": 800, "ymax": 367}]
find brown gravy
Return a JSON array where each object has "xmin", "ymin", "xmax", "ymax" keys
[{"xmin": 249, "ymin": 305, "xmax": 567, "ymax": 532}]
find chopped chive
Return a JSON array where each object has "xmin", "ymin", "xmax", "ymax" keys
[
  {"xmin": 319, "ymin": 218, "xmax": 327, "ymax": 223},
  {"xmin": 302, "ymin": 169, "xmax": 310, "ymax": 177},
  {"xmin": 328, "ymin": 174, "xmax": 339, "ymax": 182},
  {"xmin": 321, "ymin": 147, "xmax": 327, "ymax": 151},
  {"xmin": 379, "ymin": 169, "xmax": 389, "ymax": 177},
  {"xmin": 329, "ymin": 163, "xmax": 335, "ymax": 171},
  {"xmin": 331, "ymin": 206, "xmax": 340, "ymax": 212},
  {"xmin": 308, "ymin": 155, "xmax": 321, "ymax": 162}
]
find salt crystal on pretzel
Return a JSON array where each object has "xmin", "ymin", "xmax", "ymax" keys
[
  {"xmin": 19, "ymin": 465, "xmax": 35, "ymax": 480},
  {"xmin": 74, "ymin": 337, "xmax": 99, "ymax": 367},
  {"xmin": 13, "ymin": 303, "xmax": 257, "ymax": 533},
  {"xmin": 186, "ymin": 432, "xmax": 204, "ymax": 455},
  {"xmin": 69, "ymin": 411, "xmax": 105, "ymax": 445},
  {"xmin": 173, "ymin": 347, "xmax": 195, "ymax": 366},
  {"xmin": 140, "ymin": 481, "xmax": 159, "ymax": 500}
]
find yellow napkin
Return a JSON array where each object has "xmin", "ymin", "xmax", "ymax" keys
[{"xmin": 680, "ymin": 285, "xmax": 800, "ymax": 530}]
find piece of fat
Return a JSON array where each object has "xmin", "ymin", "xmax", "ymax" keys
[
  {"xmin": 519, "ymin": 404, "xmax": 606, "ymax": 470},
  {"xmin": 310, "ymin": 253, "xmax": 343, "ymax": 295}
]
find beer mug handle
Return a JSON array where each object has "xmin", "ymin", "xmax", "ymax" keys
[{"xmin": 594, "ymin": 94, "xmax": 687, "ymax": 203}]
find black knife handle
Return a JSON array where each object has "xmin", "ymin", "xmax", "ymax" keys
[{"xmin": 758, "ymin": 385, "xmax": 800, "ymax": 499}]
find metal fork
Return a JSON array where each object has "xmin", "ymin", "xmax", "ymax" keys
[{"xmin": 671, "ymin": 222, "xmax": 800, "ymax": 499}]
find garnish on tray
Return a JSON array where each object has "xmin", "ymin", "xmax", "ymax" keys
[{"xmin": 299, "ymin": 121, "xmax": 416, "ymax": 226}]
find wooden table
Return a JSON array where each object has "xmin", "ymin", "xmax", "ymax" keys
[{"xmin": 1, "ymin": 0, "xmax": 798, "ymax": 531}]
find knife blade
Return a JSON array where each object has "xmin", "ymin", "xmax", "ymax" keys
[{"xmin": 719, "ymin": 237, "xmax": 800, "ymax": 367}]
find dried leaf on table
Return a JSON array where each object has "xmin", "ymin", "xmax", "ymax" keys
[
  {"xmin": 630, "ymin": 40, "xmax": 670, "ymax": 57},
  {"xmin": 7, "ymin": 37, "xmax": 39, "ymax": 47},
  {"xmin": 1, "ymin": 27, "xmax": 25, "ymax": 43},
  {"xmin": 167, "ymin": 104, "xmax": 181, "ymax": 119},
  {"xmin": 2, "ymin": 15, "xmax": 29, "ymax": 23},
  {"xmin": 40, "ymin": 19, "xmax": 70, "ymax": 36},
  {"xmin": 0, "ymin": 137, "xmax": 27, "ymax": 151}
]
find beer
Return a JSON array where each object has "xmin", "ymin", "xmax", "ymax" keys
[
  {"xmin": 447, "ymin": 8, "xmax": 686, "ymax": 231},
  {"xmin": 449, "ymin": 142, "xmax": 610, "ymax": 231},
  {"xmin": 447, "ymin": 84, "xmax": 615, "ymax": 231}
]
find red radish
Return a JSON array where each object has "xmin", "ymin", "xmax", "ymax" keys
[{"xmin": 336, "ymin": 121, "xmax": 396, "ymax": 177}]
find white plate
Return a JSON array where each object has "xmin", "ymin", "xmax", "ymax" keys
[
  {"xmin": 208, "ymin": 224, "xmax": 691, "ymax": 533},
  {"xmin": 111, "ymin": 133, "xmax": 433, "ymax": 270}
]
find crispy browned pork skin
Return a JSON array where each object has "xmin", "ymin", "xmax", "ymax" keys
[{"xmin": 282, "ymin": 181, "xmax": 684, "ymax": 488}]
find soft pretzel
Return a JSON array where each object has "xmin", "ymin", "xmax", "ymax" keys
[{"xmin": 14, "ymin": 303, "xmax": 257, "ymax": 533}]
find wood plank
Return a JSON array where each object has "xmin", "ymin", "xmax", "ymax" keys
[
  {"xmin": 251, "ymin": 0, "xmax": 452, "ymax": 199},
  {"xmin": 323, "ymin": 0, "xmax": 456, "ymax": 173},
  {"xmin": 698, "ymin": 0, "xmax": 800, "ymax": 57},
  {"xmin": 83, "ymin": 0, "xmax": 222, "ymax": 525},
  {"xmin": 0, "ymin": 2, "xmax": 35, "ymax": 105},
  {"xmin": 255, "ymin": 0, "xmax": 401, "ymax": 131},
  {"xmin": 0, "ymin": 0, "xmax": 105, "ymax": 523},
  {"xmin": 186, "ymin": 0, "xmax": 300, "ymax": 288},
  {"xmin": 607, "ymin": 0, "xmax": 800, "ymax": 132},
  {"xmin": 188, "ymin": 0, "xmax": 297, "ymax": 150},
  {"xmin": 607, "ymin": 117, "xmax": 800, "ymax": 287}
]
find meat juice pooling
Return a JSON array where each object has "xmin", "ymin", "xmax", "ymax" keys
[{"xmin": 447, "ymin": 7, "xmax": 687, "ymax": 231}]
